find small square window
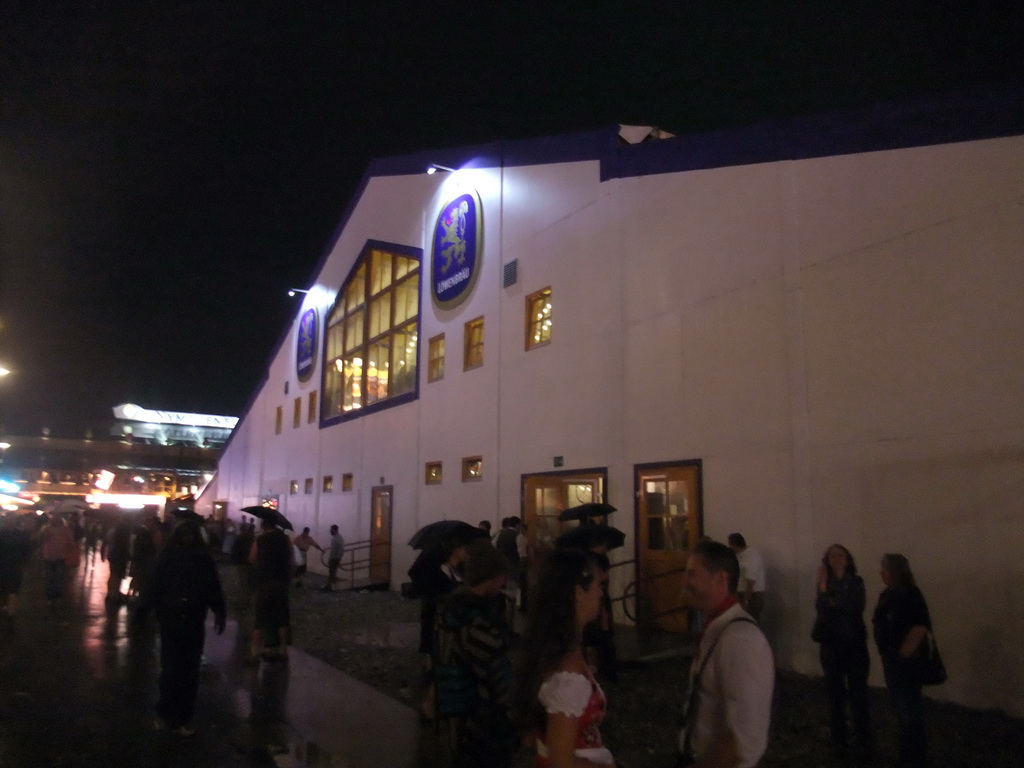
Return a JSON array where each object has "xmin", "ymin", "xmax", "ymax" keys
[
  {"xmin": 425, "ymin": 461, "xmax": 442, "ymax": 485},
  {"xmin": 293, "ymin": 397, "xmax": 302, "ymax": 428},
  {"xmin": 304, "ymin": 478, "xmax": 314, "ymax": 494},
  {"xmin": 323, "ymin": 475, "xmax": 334, "ymax": 492},
  {"xmin": 342, "ymin": 473, "xmax": 353, "ymax": 492},
  {"xmin": 308, "ymin": 391, "xmax": 318, "ymax": 423},
  {"xmin": 526, "ymin": 287, "xmax": 552, "ymax": 349},
  {"xmin": 275, "ymin": 406, "xmax": 283, "ymax": 435},
  {"xmin": 289, "ymin": 480, "xmax": 298, "ymax": 495},
  {"xmin": 428, "ymin": 334, "xmax": 445, "ymax": 382},
  {"xmin": 464, "ymin": 317, "xmax": 484, "ymax": 370},
  {"xmin": 462, "ymin": 456, "xmax": 483, "ymax": 482}
]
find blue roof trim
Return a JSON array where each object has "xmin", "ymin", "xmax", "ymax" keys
[{"xmin": 602, "ymin": 89, "xmax": 1024, "ymax": 181}]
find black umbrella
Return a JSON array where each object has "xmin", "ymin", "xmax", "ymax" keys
[
  {"xmin": 408, "ymin": 519, "xmax": 489, "ymax": 551},
  {"xmin": 168, "ymin": 507, "xmax": 204, "ymax": 523},
  {"xmin": 555, "ymin": 524, "xmax": 626, "ymax": 551},
  {"xmin": 240, "ymin": 505, "xmax": 294, "ymax": 531},
  {"xmin": 557, "ymin": 502, "xmax": 617, "ymax": 522}
]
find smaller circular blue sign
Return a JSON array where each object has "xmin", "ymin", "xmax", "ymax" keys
[{"xmin": 296, "ymin": 307, "xmax": 318, "ymax": 383}]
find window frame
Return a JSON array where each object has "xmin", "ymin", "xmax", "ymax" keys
[
  {"xmin": 425, "ymin": 461, "xmax": 443, "ymax": 485},
  {"xmin": 526, "ymin": 287, "xmax": 553, "ymax": 350},
  {"xmin": 321, "ymin": 240, "xmax": 423, "ymax": 427},
  {"xmin": 323, "ymin": 475, "xmax": 334, "ymax": 493},
  {"xmin": 275, "ymin": 406, "xmax": 283, "ymax": 435},
  {"xmin": 307, "ymin": 391, "xmax": 318, "ymax": 423},
  {"xmin": 293, "ymin": 397, "xmax": 302, "ymax": 429},
  {"xmin": 462, "ymin": 456, "xmax": 483, "ymax": 482},
  {"xmin": 464, "ymin": 317, "xmax": 484, "ymax": 371},
  {"xmin": 342, "ymin": 473, "xmax": 353, "ymax": 492},
  {"xmin": 427, "ymin": 333, "xmax": 446, "ymax": 383}
]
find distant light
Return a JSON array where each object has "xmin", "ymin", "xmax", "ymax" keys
[
  {"xmin": 427, "ymin": 164, "xmax": 456, "ymax": 175},
  {"xmin": 0, "ymin": 479, "xmax": 19, "ymax": 493},
  {"xmin": 86, "ymin": 493, "xmax": 167, "ymax": 509},
  {"xmin": 94, "ymin": 469, "xmax": 116, "ymax": 491},
  {"xmin": 0, "ymin": 367, "xmax": 9, "ymax": 376}
]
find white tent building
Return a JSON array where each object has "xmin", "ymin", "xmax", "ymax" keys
[{"xmin": 202, "ymin": 90, "xmax": 1024, "ymax": 716}]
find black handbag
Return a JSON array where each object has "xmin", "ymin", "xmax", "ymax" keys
[{"xmin": 912, "ymin": 631, "xmax": 947, "ymax": 686}]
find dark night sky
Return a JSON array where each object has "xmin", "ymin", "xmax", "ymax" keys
[{"xmin": 1, "ymin": 2, "xmax": 1022, "ymax": 438}]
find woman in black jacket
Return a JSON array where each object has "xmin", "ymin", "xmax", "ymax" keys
[
  {"xmin": 814, "ymin": 544, "xmax": 871, "ymax": 756},
  {"xmin": 872, "ymin": 553, "xmax": 932, "ymax": 768}
]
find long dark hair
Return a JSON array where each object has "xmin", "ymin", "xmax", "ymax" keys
[
  {"xmin": 882, "ymin": 553, "xmax": 916, "ymax": 589},
  {"xmin": 513, "ymin": 548, "xmax": 600, "ymax": 732},
  {"xmin": 822, "ymin": 543, "xmax": 858, "ymax": 579}
]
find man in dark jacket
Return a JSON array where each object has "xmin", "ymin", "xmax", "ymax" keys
[{"xmin": 136, "ymin": 520, "xmax": 226, "ymax": 736}]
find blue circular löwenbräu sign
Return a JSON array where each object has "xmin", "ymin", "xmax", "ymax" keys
[
  {"xmin": 431, "ymin": 191, "xmax": 483, "ymax": 310},
  {"xmin": 296, "ymin": 307, "xmax": 318, "ymax": 383}
]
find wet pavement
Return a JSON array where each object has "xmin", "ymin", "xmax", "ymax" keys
[{"xmin": 0, "ymin": 556, "xmax": 419, "ymax": 768}]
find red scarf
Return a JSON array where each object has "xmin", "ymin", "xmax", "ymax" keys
[{"xmin": 698, "ymin": 595, "xmax": 739, "ymax": 644}]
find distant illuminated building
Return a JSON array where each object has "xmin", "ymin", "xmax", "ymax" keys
[
  {"xmin": 111, "ymin": 403, "xmax": 237, "ymax": 447},
  {"xmin": 0, "ymin": 404, "xmax": 233, "ymax": 516}
]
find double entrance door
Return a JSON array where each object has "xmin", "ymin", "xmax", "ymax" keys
[{"xmin": 521, "ymin": 461, "xmax": 702, "ymax": 633}]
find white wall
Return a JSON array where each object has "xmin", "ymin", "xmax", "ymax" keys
[{"xmin": 214, "ymin": 134, "xmax": 1024, "ymax": 716}]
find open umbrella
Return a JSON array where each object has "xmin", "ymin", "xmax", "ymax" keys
[
  {"xmin": 240, "ymin": 505, "xmax": 294, "ymax": 531},
  {"xmin": 557, "ymin": 502, "xmax": 617, "ymax": 522},
  {"xmin": 408, "ymin": 519, "xmax": 489, "ymax": 551},
  {"xmin": 555, "ymin": 524, "xmax": 626, "ymax": 551},
  {"xmin": 168, "ymin": 507, "xmax": 204, "ymax": 523}
]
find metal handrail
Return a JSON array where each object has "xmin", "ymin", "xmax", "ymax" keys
[
  {"xmin": 612, "ymin": 559, "xmax": 692, "ymax": 628},
  {"xmin": 318, "ymin": 538, "xmax": 390, "ymax": 589}
]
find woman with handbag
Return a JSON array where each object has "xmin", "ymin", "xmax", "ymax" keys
[
  {"xmin": 813, "ymin": 544, "xmax": 871, "ymax": 757},
  {"xmin": 872, "ymin": 553, "xmax": 932, "ymax": 768}
]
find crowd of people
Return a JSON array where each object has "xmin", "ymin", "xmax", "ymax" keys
[
  {"xmin": 0, "ymin": 506, "xmax": 942, "ymax": 767},
  {"xmin": 409, "ymin": 527, "xmax": 940, "ymax": 768}
]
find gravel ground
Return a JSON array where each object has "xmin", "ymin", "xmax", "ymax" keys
[{"xmin": 221, "ymin": 564, "xmax": 1024, "ymax": 768}]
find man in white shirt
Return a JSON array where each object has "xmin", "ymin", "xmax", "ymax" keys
[
  {"xmin": 728, "ymin": 533, "xmax": 766, "ymax": 622},
  {"xmin": 678, "ymin": 540, "xmax": 774, "ymax": 767}
]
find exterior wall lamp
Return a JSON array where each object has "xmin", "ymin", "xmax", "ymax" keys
[{"xmin": 426, "ymin": 164, "xmax": 456, "ymax": 175}]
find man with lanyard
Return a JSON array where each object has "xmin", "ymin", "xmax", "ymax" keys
[
  {"xmin": 320, "ymin": 525, "xmax": 345, "ymax": 592},
  {"xmin": 291, "ymin": 527, "xmax": 323, "ymax": 588},
  {"xmin": 678, "ymin": 540, "xmax": 774, "ymax": 768}
]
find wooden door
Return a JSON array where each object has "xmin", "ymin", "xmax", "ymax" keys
[
  {"xmin": 635, "ymin": 461, "xmax": 702, "ymax": 632},
  {"xmin": 369, "ymin": 486, "xmax": 392, "ymax": 584},
  {"xmin": 522, "ymin": 469, "xmax": 606, "ymax": 580}
]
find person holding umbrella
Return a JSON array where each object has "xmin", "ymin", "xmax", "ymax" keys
[
  {"xmin": 408, "ymin": 520, "xmax": 485, "ymax": 721},
  {"xmin": 244, "ymin": 509, "xmax": 295, "ymax": 662}
]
